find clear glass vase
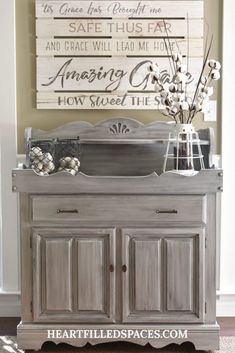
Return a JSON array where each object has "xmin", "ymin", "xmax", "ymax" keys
[
  {"xmin": 173, "ymin": 124, "xmax": 195, "ymax": 171},
  {"xmin": 163, "ymin": 123, "xmax": 205, "ymax": 175}
]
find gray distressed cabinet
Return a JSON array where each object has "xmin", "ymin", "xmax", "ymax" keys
[{"xmin": 12, "ymin": 118, "xmax": 222, "ymax": 350}]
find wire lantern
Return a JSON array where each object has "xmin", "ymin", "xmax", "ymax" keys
[{"xmin": 163, "ymin": 124, "xmax": 205, "ymax": 175}]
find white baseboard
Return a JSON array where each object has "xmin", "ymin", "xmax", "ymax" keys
[
  {"xmin": 0, "ymin": 292, "xmax": 21, "ymax": 317},
  {"xmin": 216, "ymin": 294, "xmax": 235, "ymax": 317}
]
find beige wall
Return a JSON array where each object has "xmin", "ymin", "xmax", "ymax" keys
[{"xmin": 16, "ymin": 0, "xmax": 222, "ymax": 153}]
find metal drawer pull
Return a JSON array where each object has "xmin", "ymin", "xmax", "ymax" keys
[
  {"xmin": 156, "ymin": 209, "xmax": 178, "ymax": 214},
  {"xmin": 122, "ymin": 265, "xmax": 127, "ymax": 273},
  {"xmin": 57, "ymin": 209, "xmax": 79, "ymax": 214},
  {"xmin": 109, "ymin": 264, "xmax": 114, "ymax": 273}
]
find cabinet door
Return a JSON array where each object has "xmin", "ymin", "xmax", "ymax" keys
[
  {"xmin": 33, "ymin": 228, "xmax": 115, "ymax": 322},
  {"xmin": 122, "ymin": 228, "xmax": 205, "ymax": 323}
]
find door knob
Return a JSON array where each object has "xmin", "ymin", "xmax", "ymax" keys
[
  {"xmin": 122, "ymin": 265, "xmax": 127, "ymax": 273},
  {"xmin": 109, "ymin": 264, "xmax": 114, "ymax": 272}
]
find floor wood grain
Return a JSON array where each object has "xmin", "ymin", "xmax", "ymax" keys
[{"xmin": 217, "ymin": 317, "xmax": 235, "ymax": 336}]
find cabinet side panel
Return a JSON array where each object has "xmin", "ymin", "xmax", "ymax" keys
[
  {"xmin": 166, "ymin": 238, "xmax": 194, "ymax": 311},
  {"xmin": 133, "ymin": 239, "xmax": 161, "ymax": 311},
  {"xmin": 20, "ymin": 193, "xmax": 33, "ymax": 322},
  {"xmin": 44, "ymin": 238, "xmax": 73, "ymax": 312},
  {"xmin": 77, "ymin": 238, "xmax": 104, "ymax": 311}
]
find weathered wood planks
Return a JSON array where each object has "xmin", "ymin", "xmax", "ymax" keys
[
  {"xmin": 35, "ymin": 0, "xmax": 204, "ymax": 109},
  {"xmin": 36, "ymin": 19, "xmax": 203, "ymax": 38},
  {"xmin": 36, "ymin": 1, "xmax": 204, "ymax": 19}
]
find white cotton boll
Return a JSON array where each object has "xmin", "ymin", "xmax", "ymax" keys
[
  {"xmin": 171, "ymin": 94, "xmax": 178, "ymax": 102},
  {"xmin": 207, "ymin": 87, "xmax": 214, "ymax": 96},
  {"xmin": 178, "ymin": 64, "xmax": 187, "ymax": 73},
  {"xmin": 208, "ymin": 59, "xmax": 216, "ymax": 68},
  {"xmin": 149, "ymin": 63, "xmax": 159, "ymax": 73},
  {"xmin": 169, "ymin": 84, "xmax": 177, "ymax": 93},
  {"xmin": 177, "ymin": 53, "xmax": 183, "ymax": 62},
  {"xmin": 198, "ymin": 91, "xmax": 207, "ymax": 99},
  {"xmin": 195, "ymin": 102, "xmax": 203, "ymax": 112},
  {"xmin": 200, "ymin": 76, "xmax": 207, "ymax": 85},
  {"xmin": 162, "ymin": 84, "xmax": 170, "ymax": 93},
  {"xmin": 162, "ymin": 97, "xmax": 172, "ymax": 106},
  {"xmin": 214, "ymin": 61, "xmax": 221, "ymax": 70},
  {"xmin": 173, "ymin": 102, "xmax": 181, "ymax": 110},
  {"xmin": 151, "ymin": 76, "xmax": 157, "ymax": 85},
  {"xmin": 174, "ymin": 73, "xmax": 188, "ymax": 84},
  {"xmin": 170, "ymin": 107, "xmax": 179, "ymax": 115},
  {"xmin": 172, "ymin": 52, "xmax": 182, "ymax": 63},
  {"xmin": 154, "ymin": 84, "xmax": 162, "ymax": 93},
  {"xmin": 201, "ymin": 86, "xmax": 214, "ymax": 97},
  {"xmin": 211, "ymin": 70, "xmax": 220, "ymax": 80},
  {"xmin": 176, "ymin": 93, "xmax": 185, "ymax": 101},
  {"xmin": 172, "ymin": 53, "xmax": 178, "ymax": 62},
  {"xmin": 161, "ymin": 98, "xmax": 168, "ymax": 106},
  {"xmin": 160, "ymin": 91, "xmax": 169, "ymax": 98},
  {"xmin": 180, "ymin": 101, "xmax": 189, "ymax": 110},
  {"xmin": 154, "ymin": 72, "xmax": 160, "ymax": 80},
  {"xmin": 208, "ymin": 60, "xmax": 221, "ymax": 71}
]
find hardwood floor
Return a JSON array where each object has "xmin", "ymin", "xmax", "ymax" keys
[
  {"xmin": 217, "ymin": 317, "xmax": 235, "ymax": 336},
  {"xmin": 0, "ymin": 317, "xmax": 20, "ymax": 336},
  {"xmin": 0, "ymin": 318, "xmax": 234, "ymax": 337}
]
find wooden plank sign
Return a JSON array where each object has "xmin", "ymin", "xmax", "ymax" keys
[{"xmin": 36, "ymin": 0, "xmax": 204, "ymax": 110}]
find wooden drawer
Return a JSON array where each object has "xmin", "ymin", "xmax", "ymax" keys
[{"xmin": 31, "ymin": 195, "xmax": 206, "ymax": 223}]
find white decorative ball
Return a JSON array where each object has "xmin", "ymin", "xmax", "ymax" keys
[
  {"xmin": 59, "ymin": 158, "xmax": 67, "ymax": 168},
  {"xmin": 47, "ymin": 161, "xmax": 55, "ymax": 171},
  {"xmin": 69, "ymin": 159, "xmax": 77, "ymax": 168},
  {"xmin": 62, "ymin": 168, "xmax": 76, "ymax": 176},
  {"xmin": 64, "ymin": 156, "xmax": 72, "ymax": 163},
  {"xmin": 73, "ymin": 158, "xmax": 80, "ymax": 167},
  {"xmin": 34, "ymin": 161, "xmax": 44, "ymax": 171},
  {"xmin": 34, "ymin": 168, "xmax": 42, "ymax": 174},
  {"xmin": 40, "ymin": 152, "xmax": 53, "ymax": 164},
  {"xmin": 68, "ymin": 169, "xmax": 76, "ymax": 176},
  {"xmin": 29, "ymin": 147, "xmax": 43, "ymax": 160}
]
